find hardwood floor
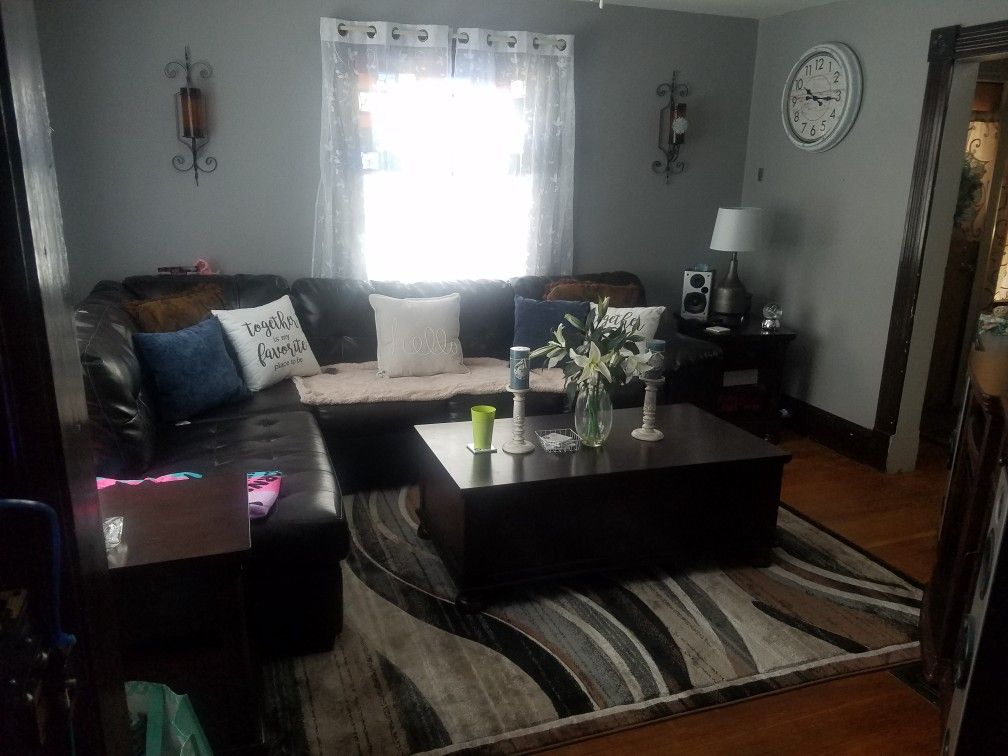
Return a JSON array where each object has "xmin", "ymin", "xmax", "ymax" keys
[{"xmin": 545, "ymin": 432, "xmax": 948, "ymax": 756}]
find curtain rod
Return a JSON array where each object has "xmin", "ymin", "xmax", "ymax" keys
[{"xmin": 335, "ymin": 22, "xmax": 568, "ymax": 50}]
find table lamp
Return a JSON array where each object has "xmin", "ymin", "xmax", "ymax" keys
[{"xmin": 710, "ymin": 207, "xmax": 765, "ymax": 324}]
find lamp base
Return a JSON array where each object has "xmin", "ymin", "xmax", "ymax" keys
[{"xmin": 711, "ymin": 251, "xmax": 751, "ymax": 319}]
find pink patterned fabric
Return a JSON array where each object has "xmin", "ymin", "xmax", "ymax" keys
[
  {"xmin": 96, "ymin": 472, "xmax": 202, "ymax": 489},
  {"xmin": 96, "ymin": 471, "xmax": 282, "ymax": 519}
]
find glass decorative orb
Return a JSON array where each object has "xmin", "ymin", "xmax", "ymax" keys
[{"xmin": 761, "ymin": 303, "xmax": 783, "ymax": 332}]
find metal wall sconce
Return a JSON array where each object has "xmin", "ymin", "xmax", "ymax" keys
[
  {"xmin": 164, "ymin": 45, "xmax": 216, "ymax": 186},
  {"xmin": 651, "ymin": 72, "xmax": 689, "ymax": 184}
]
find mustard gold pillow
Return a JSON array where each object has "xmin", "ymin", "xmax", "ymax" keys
[{"xmin": 124, "ymin": 283, "xmax": 226, "ymax": 333}]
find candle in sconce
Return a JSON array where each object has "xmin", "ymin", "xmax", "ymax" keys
[
  {"xmin": 510, "ymin": 346, "xmax": 530, "ymax": 390},
  {"xmin": 645, "ymin": 339, "xmax": 665, "ymax": 379}
]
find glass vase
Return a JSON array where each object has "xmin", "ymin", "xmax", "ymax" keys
[{"xmin": 574, "ymin": 383, "xmax": 613, "ymax": 447}]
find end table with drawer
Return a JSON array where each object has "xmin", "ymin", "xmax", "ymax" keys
[{"xmin": 99, "ymin": 473, "xmax": 261, "ymax": 752}]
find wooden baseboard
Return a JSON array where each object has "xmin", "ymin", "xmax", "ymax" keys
[{"xmin": 783, "ymin": 396, "xmax": 890, "ymax": 470}]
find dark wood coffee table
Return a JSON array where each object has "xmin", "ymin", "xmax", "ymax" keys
[{"xmin": 415, "ymin": 403, "xmax": 791, "ymax": 611}]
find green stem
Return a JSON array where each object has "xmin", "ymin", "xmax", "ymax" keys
[{"xmin": 587, "ymin": 386, "xmax": 600, "ymax": 442}]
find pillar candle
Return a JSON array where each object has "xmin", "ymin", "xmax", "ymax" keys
[{"xmin": 510, "ymin": 346, "xmax": 530, "ymax": 390}]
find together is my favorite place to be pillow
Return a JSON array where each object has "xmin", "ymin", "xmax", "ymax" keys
[
  {"xmin": 591, "ymin": 304, "xmax": 666, "ymax": 342},
  {"xmin": 513, "ymin": 295, "xmax": 590, "ymax": 367},
  {"xmin": 544, "ymin": 280, "xmax": 643, "ymax": 308},
  {"xmin": 124, "ymin": 282, "xmax": 226, "ymax": 333},
  {"xmin": 133, "ymin": 317, "xmax": 249, "ymax": 422},
  {"xmin": 213, "ymin": 295, "xmax": 321, "ymax": 392},
  {"xmin": 369, "ymin": 293, "xmax": 467, "ymax": 378}
]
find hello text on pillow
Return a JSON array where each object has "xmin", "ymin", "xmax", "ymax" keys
[{"xmin": 369, "ymin": 293, "xmax": 467, "ymax": 378}]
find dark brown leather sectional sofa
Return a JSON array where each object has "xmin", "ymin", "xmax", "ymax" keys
[{"xmin": 74, "ymin": 271, "xmax": 722, "ymax": 656}]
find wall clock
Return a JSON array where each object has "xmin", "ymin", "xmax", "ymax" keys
[{"xmin": 781, "ymin": 42, "xmax": 862, "ymax": 152}]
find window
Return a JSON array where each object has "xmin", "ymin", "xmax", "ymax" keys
[
  {"xmin": 315, "ymin": 22, "xmax": 574, "ymax": 282},
  {"xmin": 359, "ymin": 71, "xmax": 532, "ymax": 282}
]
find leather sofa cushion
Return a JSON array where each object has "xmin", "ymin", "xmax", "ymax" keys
[
  {"xmin": 124, "ymin": 283, "xmax": 225, "ymax": 332},
  {"xmin": 188, "ymin": 378, "xmax": 305, "ymax": 423},
  {"xmin": 151, "ymin": 411, "xmax": 348, "ymax": 567},
  {"xmin": 75, "ymin": 281, "xmax": 158, "ymax": 477},
  {"xmin": 314, "ymin": 399, "xmax": 449, "ymax": 438},
  {"xmin": 653, "ymin": 314, "xmax": 724, "ymax": 369},
  {"xmin": 291, "ymin": 277, "xmax": 516, "ymax": 365},
  {"xmin": 123, "ymin": 274, "xmax": 290, "ymax": 309}
]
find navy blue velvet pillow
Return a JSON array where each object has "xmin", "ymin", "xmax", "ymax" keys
[
  {"xmin": 133, "ymin": 316, "xmax": 250, "ymax": 422},
  {"xmin": 513, "ymin": 296, "xmax": 590, "ymax": 367}
]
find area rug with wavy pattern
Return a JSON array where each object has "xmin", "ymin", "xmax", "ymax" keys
[{"xmin": 262, "ymin": 486, "xmax": 922, "ymax": 755}]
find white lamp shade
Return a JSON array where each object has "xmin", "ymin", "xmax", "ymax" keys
[{"xmin": 709, "ymin": 207, "xmax": 766, "ymax": 252}]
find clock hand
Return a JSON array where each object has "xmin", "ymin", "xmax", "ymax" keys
[{"xmin": 804, "ymin": 87, "xmax": 824, "ymax": 104}]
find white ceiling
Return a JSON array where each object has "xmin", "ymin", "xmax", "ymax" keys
[{"xmin": 573, "ymin": 0, "xmax": 841, "ymax": 20}]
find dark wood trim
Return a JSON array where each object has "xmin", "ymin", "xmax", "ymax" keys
[
  {"xmin": 0, "ymin": 1, "xmax": 130, "ymax": 752},
  {"xmin": 785, "ymin": 395, "xmax": 890, "ymax": 470},
  {"xmin": 876, "ymin": 19, "xmax": 1008, "ymax": 435},
  {"xmin": 875, "ymin": 26, "xmax": 958, "ymax": 434},
  {"xmin": 954, "ymin": 19, "xmax": 1008, "ymax": 60}
]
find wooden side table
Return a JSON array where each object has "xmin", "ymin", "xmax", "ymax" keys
[
  {"xmin": 99, "ymin": 474, "xmax": 261, "ymax": 752},
  {"xmin": 676, "ymin": 315, "xmax": 796, "ymax": 442}
]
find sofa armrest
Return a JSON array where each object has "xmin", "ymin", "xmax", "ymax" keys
[
  {"xmin": 664, "ymin": 331, "xmax": 723, "ymax": 371},
  {"xmin": 653, "ymin": 312, "xmax": 723, "ymax": 411}
]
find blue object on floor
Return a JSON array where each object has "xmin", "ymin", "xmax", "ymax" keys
[{"xmin": 0, "ymin": 499, "xmax": 76, "ymax": 650}]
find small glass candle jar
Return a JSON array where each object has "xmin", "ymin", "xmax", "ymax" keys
[
  {"xmin": 645, "ymin": 339, "xmax": 665, "ymax": 379},
  {"xmin": 510, "ymin": 346, "xmax": 530, "ymax": 390}
]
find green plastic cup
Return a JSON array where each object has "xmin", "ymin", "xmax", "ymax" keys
[{"xmin": 471, "ymin": 405, "xmax": 496, "ymax": 450}]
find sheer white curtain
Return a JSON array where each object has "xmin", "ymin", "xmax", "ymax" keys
[
  {"xmin": 453, "ymin": 29, "xmax": 575, "ymax": 277},
  {"xmin": 314, "ymin": 20, "xmax": 452, "ymax": 280},
  {"xmin": 313, "ymin": 19, "xmax": 575, "ymax": 282}
]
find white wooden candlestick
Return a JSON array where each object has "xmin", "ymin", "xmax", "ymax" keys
[
  {"xmin": 632, "ymin": 378, "xmax": 665, "ymax": 441},
  {"xmin": 503, "ymin": 387, "xmax": 535, "ymax": 454}
]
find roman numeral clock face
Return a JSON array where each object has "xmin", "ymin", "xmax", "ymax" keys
[{"xmin": 781, "ymin": 43, "xmax": 862, "ymax": 152}]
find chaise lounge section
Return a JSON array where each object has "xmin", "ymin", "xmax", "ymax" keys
[{"xmin": 75, "ymin": 275, "xmax": 346, "ymax": 656}]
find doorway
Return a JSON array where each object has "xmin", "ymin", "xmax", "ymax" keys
[
  {"xmin": 920, "ymin": 62, "xmax": 1008, "ymax": 447},
  {"xmin": 878, "ymin": 21, "xmax": 1008, "ymax": 473}
]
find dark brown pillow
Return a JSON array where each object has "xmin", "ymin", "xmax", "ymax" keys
[
  {"xmin": 545, "ymin": 280, "xmax": 642, "ymax": 308},
  {"xmin": 124, "ymin": 282, "xmax": 226, "ymax": 333}
]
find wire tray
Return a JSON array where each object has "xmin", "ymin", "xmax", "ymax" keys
[{"xmin": 536, "ymin": 428, "xmax": 581, "ymax": 453}]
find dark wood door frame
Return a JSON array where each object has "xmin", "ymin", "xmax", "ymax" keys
[
  {"xmin": 1, "ymin": 0, "xmax": 130, "ymax": 751},
  {"xmin": 877, "ymin": 20, "xmax": 1008, "ymax": 434}
]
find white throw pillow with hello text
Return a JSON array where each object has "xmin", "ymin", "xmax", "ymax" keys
[
  {"xmin": 591, "ymin": 304, "xmax": 666, "ymax": 342},
  {"xmin": 212, "ymin": 295, "xmax": 320, "ymax": 391},
  {"xmin": 369, "ymin": 293, "xmax": 467, "ymax": 378}
]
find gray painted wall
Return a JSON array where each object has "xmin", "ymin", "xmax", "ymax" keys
[
  {"xmin": 740, "ymin": 0, "xmax": 1008, "ymax": 433},
  {"xmin": 36, "ymin": 0, "xmax": 757, "ymax": 304}
]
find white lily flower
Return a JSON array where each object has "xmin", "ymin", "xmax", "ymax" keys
[
  {"xmin": 570, "ymin": 341, "xmax": 612, "ymax": 384},
  {"xmin": 552, "ymin": 323, "xmax": 566, "ymax": 347},
  {"xmin": 622, "ymin": 348, "xmax": 654, "ymax": 377}
]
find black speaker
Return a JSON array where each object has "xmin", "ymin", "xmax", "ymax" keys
[
  {"xmin": 680, "ymin": 269, "xmax": 714, "ymax": 321},
  {"xmin": 943, "ymin": 465, "xmax": 1008, "ymax": 754}
]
